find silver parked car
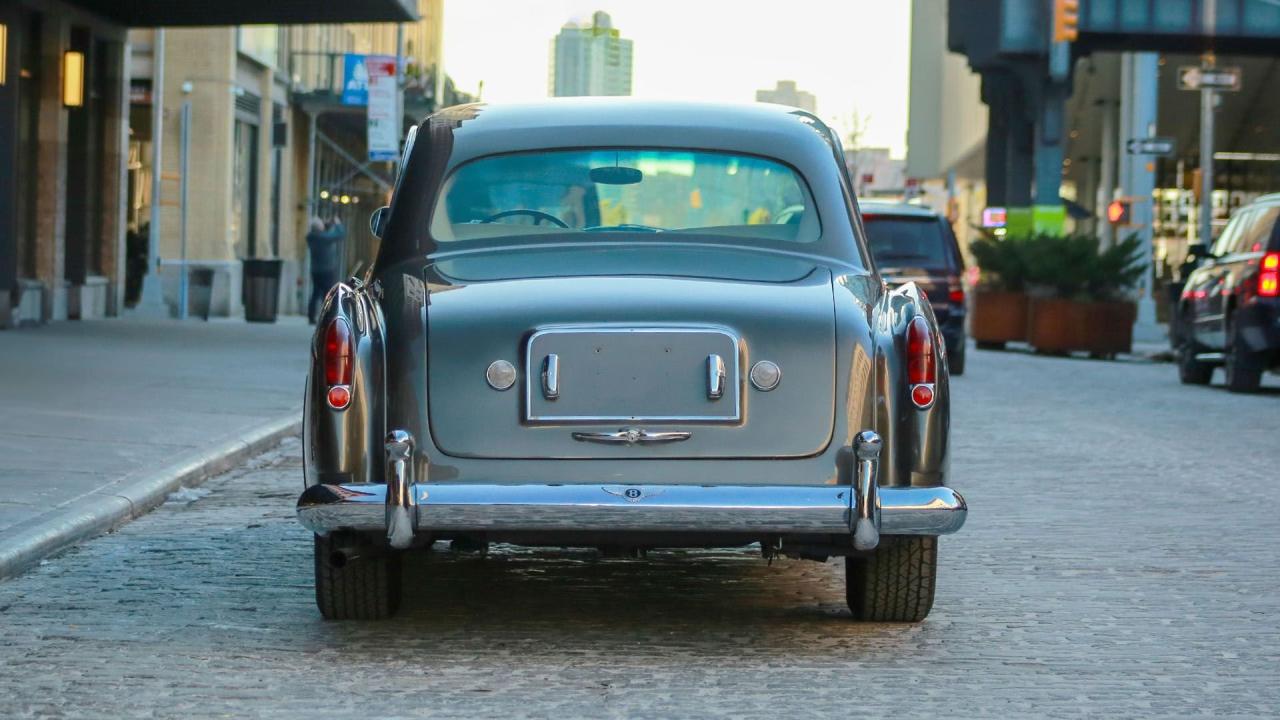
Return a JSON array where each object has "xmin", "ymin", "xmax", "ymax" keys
[{"xmin": 298, "ymin": 100, "xmax": 967, "ymax": 622}]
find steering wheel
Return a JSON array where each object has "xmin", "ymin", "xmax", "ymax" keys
[{"xmin": 481, "ymin": 209, "xmax": 569, "ymax": 228}]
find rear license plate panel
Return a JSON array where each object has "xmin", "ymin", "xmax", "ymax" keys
[{"xmin": 525, "ymin": 328, "xmax": 740, "ymax": 422}]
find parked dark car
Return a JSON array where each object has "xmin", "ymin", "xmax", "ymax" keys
[
  {"xmin": 860, "ymin": 201, "xmax": 968, "ymax": 374},
  {"xmin": 1176, "ymin": 193, "xmax": 1280, "ymax": 392},
  {"xmin": 297, "ymin": 100, "xmax": 967, "ymax": 622}
]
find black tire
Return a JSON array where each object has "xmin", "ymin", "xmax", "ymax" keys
[
  {"xmin": 846, "ymin": 535, "xmax": 937, "ymax": 622},
  {"xmin": 948, "ymin": 341, "xmax": 966, "ymax": 376},
  {"xmin": 1178, "ymin": 342, "xmax": 1213, "ymax": 385},
  {"xmin": 314, "ymin": 533, "xmax": 402, "ymax": 620},
  {"xmin": 974, "ymin": 340, "xmax": 1005, "ymax": 351},
  {"xmin": 1224, "ymin": 317, "xmax": 1263, "ymax": 393}
]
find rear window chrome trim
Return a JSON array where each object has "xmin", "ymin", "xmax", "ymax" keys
[{"xmin": 523, "ymin": 326, "xmax": 743, "ymax": 424}]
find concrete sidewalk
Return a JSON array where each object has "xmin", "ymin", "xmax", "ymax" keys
[{"xmin": 0, "ymin": 316, "xmax": 312, "ymax": 578}]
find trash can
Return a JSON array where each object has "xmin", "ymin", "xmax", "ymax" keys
[
  {"xmin": 242, "ymin": 258, "xmax": 283, "ymax": 323},
  {"xmin": 189, "ymin": 268, "xmax": 215, "ymax": 321}
]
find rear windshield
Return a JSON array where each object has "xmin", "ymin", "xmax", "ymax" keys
[
  {"xmin": 862, "ymin": 216, "xmax": 950, "ymax": 269},
  {"xmin": 430, "ymin": 149, "xmax": 820, "ymax": 245}
]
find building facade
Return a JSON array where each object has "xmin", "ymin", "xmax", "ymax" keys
[
  {"xmin": 549, "ymin": 11, "xmax": 633, "ymax": 98},
  {"xmin": 0, "ymin": 0, "xmax": 414, "ymax": 327},
  {"xmin": 755, "ymin": 80, "xmax": 816, "ymax": 113},
  {"xmin": 124, "ymin": 0, "xmax": 445, "ymax": 319}
]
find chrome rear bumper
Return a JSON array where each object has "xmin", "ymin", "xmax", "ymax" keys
[{"xmin": 296, "ymin": 481, "xmax": 967, "ymax": 539}]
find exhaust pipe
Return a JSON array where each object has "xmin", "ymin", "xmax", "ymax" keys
[{"xmin": 328, "ymin": 547, "xmax": 361, "ymax": 568}]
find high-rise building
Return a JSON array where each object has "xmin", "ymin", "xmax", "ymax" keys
[
  {"xmin": 549, "ymin": 11, "xmax": 634, "ymax": 97},
  {"xmin": 755, "ymin": 81, "xmax": 817, "ymax": 113}
]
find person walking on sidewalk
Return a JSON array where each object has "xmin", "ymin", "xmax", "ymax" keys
[{"xmin": 307, "ymin": 217, "xmax": 344, "ymax": 324}]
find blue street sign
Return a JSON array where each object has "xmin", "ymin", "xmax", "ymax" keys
[{"xmin": 341, "ymin": 54, "xmax": 370, "ymax": 106}]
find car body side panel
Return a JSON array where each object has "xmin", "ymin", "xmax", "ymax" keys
[{"xmin": 304, "ymin": 282, "xmax": 386, "ymax": 487}]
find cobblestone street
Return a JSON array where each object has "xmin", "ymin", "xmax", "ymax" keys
[{"xmin": 1, "ymin": 349, "xmax": 1277, "ymax": 718}]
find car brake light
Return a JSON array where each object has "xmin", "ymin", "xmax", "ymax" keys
[
  {"xmin": 323, "ymin": 318, "xmax": 353, "ymax": 410},
  {"xmin": 948, "ymin": 287, "xmax": 965, "ymax": 304},
  {"xmin": 1261, "ymin": 252, "xmax": 1280, "ymax": 298},
  {"xmin": 907, "ymin": 316, "xmax": 935, "ymax": 385},
  {"xmin": 907, "ymin": 316, "xmax": 936, "ymax": 408}
]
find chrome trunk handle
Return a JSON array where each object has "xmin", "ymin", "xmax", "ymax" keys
[
  {"xmin": 541, "ymin": 354, "xmax": 560, "ymax": 400},
  {"xmin": 571, "ymin": 428, "xmax": 692, "ymax": 445},
  {"xmin": 707, "ymin": 353, "xmax": 726, "ymax": 399}
]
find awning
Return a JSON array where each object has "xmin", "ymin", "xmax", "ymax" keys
[{"xmin": 70, "ymin": 0, "xmax": 418, "ymax": 27}]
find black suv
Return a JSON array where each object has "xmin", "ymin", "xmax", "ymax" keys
[
  {"xmin": 1177, "ymin": 193, "xmax": 1280, "ymax": 393},
  {"xmin": 860, "ymin": 201, "xmax": 968, "ymax": 375}
]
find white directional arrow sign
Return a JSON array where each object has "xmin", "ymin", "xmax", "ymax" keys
[
  {"xmin": 1178, "ymin": 66, "xmax": 1242, "ymax": 92},
  {"xmin": 1126, "ymin": 137, "xmax": 1176, "ymax": 157}
]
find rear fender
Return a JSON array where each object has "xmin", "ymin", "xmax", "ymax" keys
[
  {"xmin": 873, "ymin": 281, "xmax": 951, "ymax": 487},
  {"xmin": 303, "ymin": 280, "xmax": 387, "ymax": 487}
]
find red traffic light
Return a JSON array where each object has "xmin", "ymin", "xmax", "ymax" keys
[{"xmin": 1107, "ymin": 200, "xmax": 1131, "ymax": 225}]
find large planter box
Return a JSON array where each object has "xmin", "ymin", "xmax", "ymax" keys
[
  {"xmin": 971, "ymin": 291, "xmax": 1029, "ymax": 347},
  {"xmin": 1027, "ymin": 298, "xmax": 1136, "ymax": 356}
]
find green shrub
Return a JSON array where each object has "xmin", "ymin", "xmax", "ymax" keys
[{"xmin": 970, "ymin": 232, "xmax": 1144, "ymax": 301}]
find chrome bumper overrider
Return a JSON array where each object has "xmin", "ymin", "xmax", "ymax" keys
[{"xmin": 296, "ymin": 482, "xmax": 967, "ymax": 538}]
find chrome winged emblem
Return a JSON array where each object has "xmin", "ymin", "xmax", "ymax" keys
[
  {"xmin": 571, "ymin": 428, "xmax": 691, "ymax": 445},
  {"xmin": 602, "ymin": 486, "xmax": 666, "ymax": 502}
]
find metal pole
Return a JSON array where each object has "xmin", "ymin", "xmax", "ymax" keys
[
  {"xmin": 177, "ymin": 100, "xmax": 190, "ymax": 319},
  {"xmin": 1198, "ymin": 0, "xmax": 1217, "ymax": 248},
  {"xmin": 1095, "ymin": 99, "xmax": 1116, "ymax": 249},
  {"xmin": 395, "ymin": 22, "xmax": 405, "ymax": 170},
  {"xmin": 1128, "ymin": 53, "xmax": 1161, "ymax": 341},
  {"xmin": 134, "ymin": 29, "xmax": 167, "ymax": 313}
]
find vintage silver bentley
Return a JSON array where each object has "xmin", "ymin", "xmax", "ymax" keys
[{"xmin": 298, "ymin": 100, "xmax": 967, "ymax": 622}]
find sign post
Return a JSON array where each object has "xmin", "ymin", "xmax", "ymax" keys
[{"xmin": 365, "ymin": 55, "xmax": 399, "ymax": 162}]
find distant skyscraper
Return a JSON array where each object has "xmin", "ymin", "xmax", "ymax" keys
[
  {"xmin": 549, "ymin": 11, "xmax": 634, "ymax": 97},
  {"xmin": 756, "ymin": 80, "xmax": 817, "ymax": 113}
]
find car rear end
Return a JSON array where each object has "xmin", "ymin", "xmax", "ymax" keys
[{"xmin": 860, "ymin": 203, "xmax": 967, "ymax": 373}]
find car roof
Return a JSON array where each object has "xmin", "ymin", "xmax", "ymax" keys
[
  {"xmin": 431, "ymin": 97, "xmax": 830, "ymax": 139},
  {"xmin": 859, "ymin": 201, "xmax": 941, "ymax": 219}
]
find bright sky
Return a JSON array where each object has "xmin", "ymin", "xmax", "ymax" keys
[{"xmin": 443, "ymin": 1, "xmax": 912, "ymax": 157}]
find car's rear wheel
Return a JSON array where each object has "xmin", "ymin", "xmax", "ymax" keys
[
  {"xmin": 1178, "ymin": 342, "xmax": 1214, "ymax": 385},
  {"xmin": 1224, "ymin": 317, "xmax": 1263, "ymax": 393},
  {"xmin": 846, "ymin": 535, "xmax": 937, "ymax": 622},
  {"xmin": 314, "ymin": 532, "xmax": 402, "ymax": 620}
]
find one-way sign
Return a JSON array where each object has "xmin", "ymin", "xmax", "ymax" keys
[
  {"xmin": 1126, "ymin": 137, "xmax": 1176, "ymax": 156},
  {"xmin": 1178, "ymin": 66, "xmax": 1242, "ymax": 92}
]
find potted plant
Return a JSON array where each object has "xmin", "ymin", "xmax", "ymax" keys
[
  {"xmin": 968, "ymin": 233, "xmax": 1032, "ymax": 349},
  {"xmin": 1024, "ymin": 234, "xmax": 1144, "ymax": 358}
]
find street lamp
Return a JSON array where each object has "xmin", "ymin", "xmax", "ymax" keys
[{"xmin": 63, "ymin": 50, "xmax": 84, "ymax": 107}]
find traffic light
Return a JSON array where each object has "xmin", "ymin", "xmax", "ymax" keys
[
  {"xmin": 1107, "ymin": 199, "xmax": 1132, "ymax": 226},
  {"xmin": 1053, "ymin": 0, "xmax": 1080, "ymax": 43}
]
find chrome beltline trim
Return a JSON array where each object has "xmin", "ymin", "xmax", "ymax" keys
[{"xmin": 297, "ymin": 482, "xmax": 966, "ymax": 537}]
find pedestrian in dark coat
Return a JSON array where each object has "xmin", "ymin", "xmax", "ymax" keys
[{"xmin": 307, "ymin": 217, "xmax": 343, "ymax": 324}]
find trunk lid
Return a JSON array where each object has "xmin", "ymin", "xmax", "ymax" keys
[{"xmin": 425, "ymin": 264, "xmax": 836, "ymax": 459}]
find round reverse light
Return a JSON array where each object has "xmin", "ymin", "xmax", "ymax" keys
[
  {"xmin": 911, "ymin": 384, "xmax": 935, "ymax": 408},
  {"xmin": 750, "ymin": 360, "xmax": 782, "ymax": 391},
  {"xmin": 327, "ymin": 385, "xmax": 351, "ymax": 410},
  {"xmin": 485, "ymin": 360, "xmax": 517, "ymax": 391}
]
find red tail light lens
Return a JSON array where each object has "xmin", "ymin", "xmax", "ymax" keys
[
  {"xmin": 948, "ymin": 287, "xmax": 965, "ymax": 304},
  {"xmin": 1261, "ymin": 252, "xmax": 1280, "ymax": 298},
  {"xmin": 907, "ymin": 316, "xmax": 936, "ymax": 385},
  {"xmin": 323, "ymin": 318, "xmax": 353, "ymax": 386}
]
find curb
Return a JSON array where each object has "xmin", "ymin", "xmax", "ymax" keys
[{"xmin": 0, "ymin": 414, "xmax": 300, "ymax": 581}]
